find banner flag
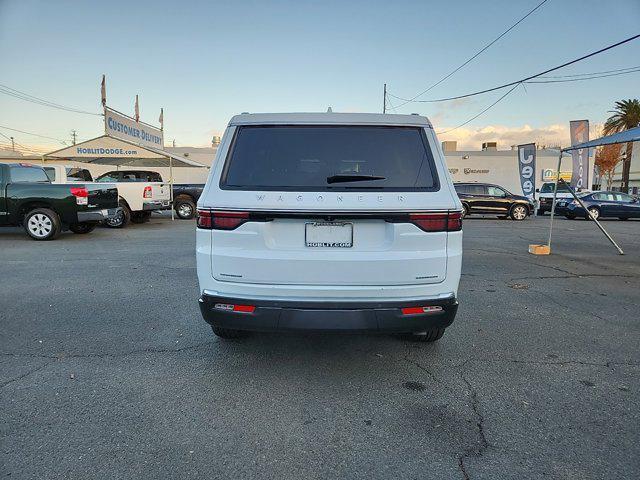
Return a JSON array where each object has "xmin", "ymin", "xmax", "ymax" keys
[
  {"xmin": 517, "ymin": 143, "xmax": 536, "ymax": 202},
  {"xmin": 569, "ymin": 120, "xmax": 589, "ymax": 189},
  {"xmin": 134, "ymin": 95, "xmax": 140, "ymax": 122},
  {"xmin": 159, "ymin": 108, "xmax": 164, "ymax": 130},
  {"xmin": 100, "ymin": 75, "xmax": 106, "ymax": 107}
]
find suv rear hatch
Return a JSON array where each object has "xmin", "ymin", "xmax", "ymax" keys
[{"xmin": 203, "ymin": 125, "xmax": 458, "ymax": 286}]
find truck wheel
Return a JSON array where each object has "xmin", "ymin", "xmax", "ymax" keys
[
  {"xmin": 461, "ymin": 203, "xmax": 469, "ymax": 218},
  {"xmin": 24, "ymin": 208, "xmax": 61, "ymax": 241},
  {"xmin": 510, "ymin": 204, "xmax": 529, "ymax": 221},
  {"xmin": 404, "ymin": 328, "xmax": 446, "ymax": 343},
  {"xmin": 105, "ymin": 202, "xmax": 130, "ymax": 228},
  {"xmin": 130, "ymin": 211, "xmax": 151, "ymax": 224},
  {"xmin": 211, "ymin": 325, "xmax": 245, "ymax": 339},
  {"xmin": 175, "ymin": 197, "xmax": 196, "ymax": 220},
  {"xmin": 69, "ymin": 222, "xmax": 97, "ymax": 234}
]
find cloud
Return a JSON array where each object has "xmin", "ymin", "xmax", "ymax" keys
[{"xmin": 438, "ymin": 124, "xmax": 570, "ymax": 150}]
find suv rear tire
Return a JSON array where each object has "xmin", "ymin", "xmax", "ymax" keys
[
  {"xmin": 510, "ymin": 204, "xmax": 529, "ymax": 221},
  {"xmin": 24, "ymin": 208, "xmax": 62, "ymax": 241},
  {"xmin": 405, "ymin": 328, "xmax": 445, "ymax": 342},
  {"xmin": 211, "ymin": 325, "xmax": 245, "ymax": 339}
]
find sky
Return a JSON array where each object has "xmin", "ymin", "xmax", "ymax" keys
[{"xmin": 0, "ymin": 0, "xmax": 639, "ymax": 153}]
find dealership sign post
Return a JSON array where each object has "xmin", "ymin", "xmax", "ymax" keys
[
  {"xmin": 569, "ymin": 120, "xmax": 589, "ymax": 190},
  {"xmin": 104, "ymin": 107, "xmax": 164, "ymax": 150},
  {"xmin": 517, "ymin": 143, "xmax": 536, "ymax": 203}
]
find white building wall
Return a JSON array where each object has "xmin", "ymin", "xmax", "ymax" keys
[{"xmin": 444, "ymin": 150, "xmax": 579, "ymax": 197}]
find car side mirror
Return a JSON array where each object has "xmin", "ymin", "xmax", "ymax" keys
[{"xmin": 535, "ymin": 188, "xmax": 539, "ymax": 193}]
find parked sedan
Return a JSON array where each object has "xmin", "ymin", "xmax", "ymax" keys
[
  {"xmin": 564, "ymin": 191, "xmax": 640, "ymax": 220},
  {"xmin": 454, "ymin": 182, "xmax": 535, "ymax": 220}
]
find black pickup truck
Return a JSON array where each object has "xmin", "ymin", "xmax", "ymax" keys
[
  {"xmin": 173, "ymin": 183, "xmax": 205, "ymax": 219},
  {"xmin": 0, "ymin": 163, "xmax": 119, "ymax": 240}
]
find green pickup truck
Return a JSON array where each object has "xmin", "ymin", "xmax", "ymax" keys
[{"xmin": 0, "ymin": 163, "xmax": 119, "ymax": 240}]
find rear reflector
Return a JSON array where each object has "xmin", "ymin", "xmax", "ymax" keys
[
  {"xmin": 214, "ymin": 303, "xmax": 256, "ymax": 313},
  {"xmin": 70, "ymin": 187, "xmax": 88, "ymax": 205},
  {"xmin": 197, "ymin": 209, "xmax": 250, "ymax": 230},
  {"xmin": 408, "ymin": 212, "xmax": 462, "ymax": 232},
  {"xmin": 401, "ymin": 306, "xmax": 444, "ymax": 316}
]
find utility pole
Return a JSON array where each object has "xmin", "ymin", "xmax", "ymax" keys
[
  {"xmin": 70, "ymin": 130, "xmax": 77, "ymax": 145},
  {"xmin": 10, "ymin": 136, "xmax": 15, "ymax": 151},
  {"xmin": 383, "ymin": 83, "xmax": 387, "ymax": 114}
]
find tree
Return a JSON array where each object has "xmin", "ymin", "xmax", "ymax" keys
[
  {"xmin": 602, "ymin": 99, "xmax": 640, "ymax": 192},
  {"xmin": 595, "ymin": 143, "xmax": 623, "ymax": 190}
]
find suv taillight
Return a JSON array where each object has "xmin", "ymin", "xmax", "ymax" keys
[
  {"xmin": 70, "ymin": 187, "xmax": 88, "ymax": 206},
  {"xmin": 197, "ymin": 209, "xmax": 250, "ymax": 230},
  {"xmin": 409, "ymin": 212, "xmax": 462, "ymax": 232},
  {"xmin": 143, "ymin": 186, "xmax": 152, "ymax": 198}
]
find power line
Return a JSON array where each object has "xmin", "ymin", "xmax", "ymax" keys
[
  {"xmin": 526, "ymin": 67, "xmax": 640, "ymax": 83},
  {"xmin": 436, "ymin": 83, "xmax": 522, "ymax": 135},
  {"xmin": 433, "ymin": 67, "xmax": 640, "ymax": 135},
  {"xmin": 537, "ymin": 65, "xmax": 640, "ymax": 78},
  {"xmin": 0, "ymin": 124, "xmax": 67, "ymax": 143},
  {"xmin": 393, "ymin": 0, "xmax": 550, "ymax": 108},
  {"xmin": 0, "ymin": 83, "xmax": 102, "ymax": 116},
  {"xmin": 389, "ymin": 33, "xmax": 640, "ymax": 104},
  {"xmin": 0, "ymin": 131, "xmax": 48, "ymax": 155}
]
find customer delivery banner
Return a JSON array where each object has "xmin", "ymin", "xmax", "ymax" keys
[{"xmin": 517, "ymin": 143, "xmax": 536, "ymax": 202}]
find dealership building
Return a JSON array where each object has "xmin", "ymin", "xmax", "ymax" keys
[{"xmin": 441, "ymin": 141, "xmax": 583, "ymax": 195}]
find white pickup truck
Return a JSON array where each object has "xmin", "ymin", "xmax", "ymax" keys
[
  {"xmin": 44, "ymin": 165, "xmax": 170, "ymax": 227},
  {"xmin": 536, "ymin": 181, "xmax": 590, "ymax": 215}
]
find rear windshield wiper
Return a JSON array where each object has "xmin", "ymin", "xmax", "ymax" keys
[{"xmin": 326, "ymin": 174, "xmax": 386, "ymax": 184}]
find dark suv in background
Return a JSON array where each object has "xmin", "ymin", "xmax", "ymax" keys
[{"xmin": 454, "ymin": 182, "xmax": 534, "ymax": 221}]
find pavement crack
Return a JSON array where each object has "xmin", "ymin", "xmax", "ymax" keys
[
  {"xmin": 403, "ymin": 355, "xmax": 440, "ymax": 385},
  {"xmin": 456, "ymin": 359, "xmax": 490, "ymax": 480},
  {"xmin": 510, "ymin": 273, "xmax": 634, "ymax": 281},
  {"xmin": 0, "ymin": 360, "xmax": 54, "ymax": 388},
  {"xmin": 458, "ymin": 456, "xmax": 470, "ymax": 480}
]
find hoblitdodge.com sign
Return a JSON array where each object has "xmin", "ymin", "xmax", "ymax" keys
[{"xmin": 104, "ymin": 107, "xmax": 164, "ymax": 150}]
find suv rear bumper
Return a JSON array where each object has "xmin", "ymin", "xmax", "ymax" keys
[{"xmin": 198, "ymin": 293, "xmax": 458, "ymax": 333}]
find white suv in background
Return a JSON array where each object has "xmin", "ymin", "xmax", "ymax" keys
[{"xmin": 196, "ymin": 112, "xmax": 463, "ymax": 342}]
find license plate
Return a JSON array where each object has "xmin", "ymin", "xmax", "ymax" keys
[{"xmin": 305, "ymin": 222, "xmax": 353, "ymax": 248}]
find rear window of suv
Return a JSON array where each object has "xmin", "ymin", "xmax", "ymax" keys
[{"xmin": 220, "ymin": 125, "xmax": 439, "ymax": 191}]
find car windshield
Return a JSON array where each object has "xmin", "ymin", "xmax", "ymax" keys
[{"xmin": 221, "ymin": 125, "xmax": 439, "ymax": 191}]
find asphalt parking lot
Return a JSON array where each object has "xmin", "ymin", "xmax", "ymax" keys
[{"xmin": 1, "ymin": 214, "xmax": 639, "ymax": 480}]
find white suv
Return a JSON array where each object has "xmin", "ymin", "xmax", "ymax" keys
[{"xmin": 196, "ymin": 112, "xmax": 462, "ymax": 342}]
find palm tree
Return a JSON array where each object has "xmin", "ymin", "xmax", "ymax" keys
[{"xmin": 602, "ymin": 99, "xmax": 640, "ymax": 192}]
